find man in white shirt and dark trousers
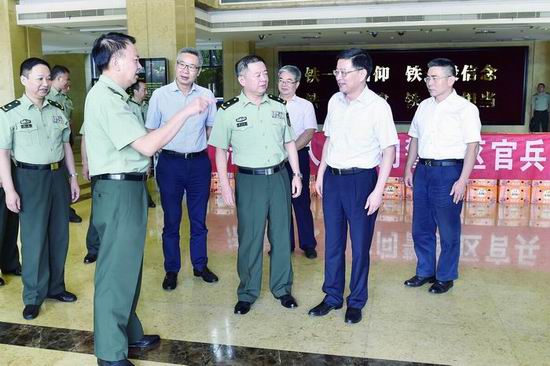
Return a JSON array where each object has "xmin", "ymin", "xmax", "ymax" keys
[
  {"xmin": 308, "ymin": 49, "xmax": 398, "ymax": 324},
  {"xmin": 278, "ymin": 65, "xmax": 318, "ymax": 259},
  {"xmin": 404, "ymin": 58, "xmax": 481, "ymax": 294}
]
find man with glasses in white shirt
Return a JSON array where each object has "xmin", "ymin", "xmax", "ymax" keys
[
  {"xmin": 146, "ymin": 48, "xmax": 219, "ymax": 291},
  {"xmin": 308, "ymin": 48, "xmax": 398, "ymax": 324},
  {"xmin": 278, "ymin": 65, "xmax": 318, "ymax": 259},
  {"xmin": 403, "ymin": 58, "xmax": 481, "ymax": 294}
]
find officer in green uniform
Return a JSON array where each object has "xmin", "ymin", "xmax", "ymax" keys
[
  {"xmin": 209, "ymin": 55, "xmax": 302, "ymax": 315},
  {"xmin": 0, "ymin": 57, "xmax": 80, "ymax": 320},
  {"xmin": 0, "ymin": 162, "xmax": 22, "ymax": 287},
  {"xmin": 80, "ymin": 79, "xmax": 155, "ymax": 266},
  {"xmin": 83, "ymin": 32, "xmax": 212, "ymax": 366},
  {"xmin": 48, "ymin": 65, "xmax": 83, "ymax": 223}
]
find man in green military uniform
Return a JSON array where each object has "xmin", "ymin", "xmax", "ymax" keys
[
  {"xmin": 209, "ymin": 55, "xmax": 302, "ymax": 315},
  {"xmin": 48, "ymin": 65, "xmax": 83, "ymax": 223},
  {"xmin": 0, "ymin": 57, "xmax": 80, "ymax": 320},
  {"xmin": 83, "ymin": 32, "xmax": 212, "ymax": 366}
]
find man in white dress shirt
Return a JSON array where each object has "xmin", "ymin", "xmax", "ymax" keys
[
  {"xmin": 278, "ymin": 65, "xmax": 318, "ymax": 259},
  {"xmin": 403, "ymin": 57, "xmax": 481, "ymax": 294},
  {"xmin": 308, "ymin": 48, "xmax": 398, "ymax": 324}
]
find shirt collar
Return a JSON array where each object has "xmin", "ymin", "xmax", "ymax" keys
[
  {"xmin": 19, "ymin": 94, "xmax": 48, "ymax": 110},
  {"xmin": 431, "ymin": 89, "xmax": 458, "ymax": 105},
  {"xmin": 170, "ymin": 80, "xmax": 198, "ymax": 95},
  {"xmin": 99, "ymin": 75, "xmax": 130, "ymax": 101},
  {"xmin": 239, "ymin": 91, "xmax": 269, "ymax": 106},
  {"xmin": 337, "ymin": 84, "xmax": 371, "ymax": 105}
]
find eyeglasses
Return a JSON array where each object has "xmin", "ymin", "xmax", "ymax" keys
[
  {"xmin": 332, "ymin": 68, "xmax": 363, "ymax": 77},
  {"xmin": 423, "ymin": 75, "xmax": 452, "ymax": 82},
  {"xmin": 278, "ymin": 79, "xmax": 298, "ymax": 85},
  {"xmin": 176, "ymin": 61, "xmax": 200, "ymax": 72}
]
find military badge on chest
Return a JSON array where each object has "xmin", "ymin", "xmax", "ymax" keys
[
  {"xmin": 19, "ymin": 119, "xmax": 32, "ymax": 129},
  {"xmin": 236, "ymin": 116, "xmax": 248, "ymax": 128},
  {"xmin": 52, "ymin": 116, "xmax": 64, "ymax": 125}
]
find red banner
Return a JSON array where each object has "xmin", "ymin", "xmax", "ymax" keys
[{"xmin": 208, "ymin": 132, "xmax": 550, "ymax": 180}]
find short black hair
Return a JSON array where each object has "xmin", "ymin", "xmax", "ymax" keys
[
  {"xmin": 130, "ymin": 79, "xmax": 146, "ymax": 92},
  {"xmin": 235, "ymin": 55, "xmax": 266, "ymax": 76},
  {"xmin": 336, "ymin": 48, "xmax": 373, "ymax": 77},
  {"xmin": 51, "ymin": 65, "xmax": 70, "ymax": 79},
  {"xmin": 427, "ymin": 58, "xmax": 457, "ymax": 76},
  {"xmin": 91, "ymin": 32, "xmax": 136, "ymax": 72},
  {"xmin": 538, "ymin": 82, "xmax": 546, "ymax": 88},
  {"xmin": 20, "ymin": 57, "xmax": 50, "ymax": 77}
]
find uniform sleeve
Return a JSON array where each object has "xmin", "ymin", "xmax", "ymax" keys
[
  {"xmin": 208, "ymin": 108, "xmax": 231, "ymax": 149},
  {"xmin": 129, "ymin": 103, "xmax": 145, "ymax": 125},
  {"xmin": 205, "ymin": 89, "xmax": 217, "ymax": 127},
  {"xmin": 282, "ymin": 105, "xmax": 295, "ymax": 143},
  {"xmin": 0, "ymin": 112, "xmax": 14, "ymax": 150},
  {"xmin": 375, "ymin": 101, "xmax": 399, "ymax": 150},
  {"xmin": 302, "ymin": 99, "xmax": 317, "ymax": 130},
  {"xmin": 103, "ymin": 95, "xmax": 147, "ymax": 151},
  {"xmin": 144, "ymin": 89, "xmax": 162, "ymax": 130},
  {"xmin": 60, "ymin": 113, "xmax": 70, "ymax": 143},
  {"xmin": 461, "ymin": 103, "xmax": 482, "ymax": 144}
]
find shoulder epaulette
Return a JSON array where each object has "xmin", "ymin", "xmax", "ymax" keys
[
  {"xmin": 47, "ymin": 99, "xmax": 64, "ymax": 110},
  {"xmin": 0, "ymin": 100, "xmax": 20, "ymax": 112},
  {"xmin": 107, "ymin": 87, "xmax": 125, "ymax": 99},
  {"xmin": 221, "ymin": 97, "xmax": 239, "ymax": 110},
  {"xmin": 268, "ymin": 94, "xmax": 286, "ymax": 105}
]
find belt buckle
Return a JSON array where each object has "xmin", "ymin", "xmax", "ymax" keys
[
  {"xmin": 425, "ymin": 160, "xmax": 432, "ymax": 167},
  {"xmin": 265, "ymin": 168, "xmax": 274, "ymax": 175},
  {"xmin": 50, "ymin": 162, "xmax": 59, "ymax": 170}
]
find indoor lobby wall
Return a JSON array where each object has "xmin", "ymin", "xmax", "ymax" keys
[
  {"xmin": 43, "ymin": 53, "xmax": 88, "ymax": 134},
  {"xmin": 254, "ymin": 40, "xmax": 550, "ymax": 133}
]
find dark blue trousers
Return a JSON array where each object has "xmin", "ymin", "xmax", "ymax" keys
[
  {"xmin": 285, "ymin": 148, "xmax": 317, "ymax": 251},
  {"xmin": 322, "ymin": 168, "xmax": 378, "ymax": 309},
  {"xmin": 412, "ymin": 163, "xmax": 463, "ymax": 281},
  {"xmin": 156, "ymin": 152, "xmax": 211, "ymax": 273}
]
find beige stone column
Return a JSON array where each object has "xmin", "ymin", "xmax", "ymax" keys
[
  {"xmin": 127, "ymin": 0, "xmax": 196, "ymax": 81},
  {"xmin": 0, "ymin": 0, "xmax": 42, "ymax": 103},
  {"xmin": 222, "ymin": 40, "xmax": 256, "ymax": 99}
]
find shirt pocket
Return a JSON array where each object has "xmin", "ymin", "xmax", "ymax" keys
[{"xmin": 14, "ymin": 123, "xmax": 39, "ymax": 147}]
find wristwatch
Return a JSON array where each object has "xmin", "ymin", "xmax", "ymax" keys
[
  {"xmin": 69, "ymin": 172, "xmax": 78, "ymax": 178},
  {"xmin": 293, "ymin": 172, "xmax": 303, "ymax": 179}
]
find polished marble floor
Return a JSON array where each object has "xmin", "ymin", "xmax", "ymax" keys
[{"xmin": 1, "ymin": 177, "xmax": 549, "ymax": 365}]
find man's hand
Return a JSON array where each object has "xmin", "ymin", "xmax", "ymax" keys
[
  {"xmin": 220, "ymin": 182, "xmax": 235, "ymax": 207},
  {"xmin": 364, "ymin": 189, "xmax": 383, "ymax": 216},
  {"xmin": 450, "ymin": 178, "xmax": 467, "ymax": 204},
  {"xmin": 291, "ymin": 176, "xmax": 302, "ymax": 198},
  {"xmin": 315, "ymin": 174, "xmax": 324, "ymax": 197},
  {"xmin": 404, "ymin": 168, "xmax": 414, "ymax": 188},
  {"xmin": 5, "ymin": 189, "xmax": 21, "ymax": 213},
  {"xmin": 70, "ymin": 176, "xmax": 80, "ymax": 203},
  {"xmin": 82, "ymin": 163, "xmax": 90, "ymax": 181},
  {"xmin": 184, "ymin": 96, "xmax": 214, "ymax": 117}
]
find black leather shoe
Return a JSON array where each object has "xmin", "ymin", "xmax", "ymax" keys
[
  {"xmin": 278, "ymin": 294, "xmax": 298, "ymax": 309},
  {"xmin": 84, "ymin": 253, "xmax": 97, "ymax": 264},
  {"xmin": 0, "ymin": 277, "xmax": 4, "ymax": 286},
  {"xmin": 304, "ymin": 248, "xmax": 317, "ymax": 259},
  {"xmin": 128, "ymin": 334, "xmax": 160, "ymax": 349},
  {"xmin": 23, "ymin": 304, "xmax": 40, "ymax": 320},
  {"xmin": 345, "ymin": 307, "xmax": 362, "ymax": 324},
  {"xmin": 193, "ymin": 267, "xmax": 219, "ymax": 283},
  {"xmin": 47, "ymin": 291, "xmax": 77, "ymax": 302},
  {"xmin": 162, "ymin": 272, "xmax": 177, "ymax": 290},
  {"xmin": 234, "ymin": 301, "xmax": 251, "ymax": 315},
  {"xmin": 2, "ymin": 265, "xmax": 22, "ymax": 276},
  {"xmin": 404, "ymin": 275, "xmax": 436, "ymax": 287},
  {"xmin": 308, "ymin": 301, "xmax": 342, "ymax": 317},
  {"xmin": 148, "ymin": 200, "xmax": 156, "ymax": 208},
  {"xmin": 429, "ymin": 280, "xmax": 454, "ymax": 294},
  {"xmin": 69, "ymin": 209, "xmax": 83, "ymax": 223},
  {"xmin": 97, "ymin": 358, "xmax": 135, "ymax": 365}
]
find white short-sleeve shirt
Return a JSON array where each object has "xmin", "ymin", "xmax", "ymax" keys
[
  {"xmin": 286, "ymin": 95, "xmax": 317, "ymax": 138},
  {"xmin": 323, "ymin": 85, "xmax": 399, "ymax": 169},
  {"xmin": 409, "ymin": 90, "xmax": 482, "ymax": 160}
]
